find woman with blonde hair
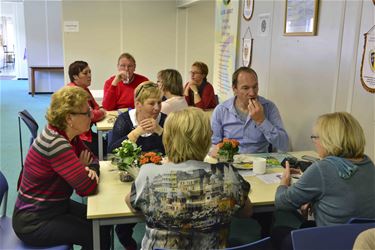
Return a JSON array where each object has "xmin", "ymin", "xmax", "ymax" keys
[
  {"xmin": 157, "ymin": 69, "xmax": 188, "ymax": 114},
  {"xmin": 125, "ymin": 107, "xmax": 252, "ymax": 250},
  {"xmin": 108, "ymin": 81, "xmax": 166, "ymax": 249},
  {"xmin": 13, "ymin": 86, "xmax": 110, "ymax": 249},
  {"xmin": 272, "ymin": 112, "xmax": 375, "ymax": 250}
]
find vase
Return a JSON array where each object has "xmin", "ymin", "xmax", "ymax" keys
[
  {"xmin": 119, "ymin": 170, "xmax": 134, "ymax": 182},
  {"xmin": 217, "ymin": 151, "xmax": 234, "ymax": 163}
]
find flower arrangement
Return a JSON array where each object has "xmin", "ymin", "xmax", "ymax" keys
[
  {"xmin": 113, "ymin": 139, "xmax": 142, "ymax": 171},
  {"xmin": 139, "ymin": 152, "xmax": 163, "ymax": 166},
  {"xmin": 217, "ymin": 138, "xmax": 240, "ymax": 162}
]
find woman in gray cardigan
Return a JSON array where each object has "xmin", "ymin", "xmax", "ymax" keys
[{"xmin": 272, "ymin": 112, "xmax": 375, "ymax": 250}]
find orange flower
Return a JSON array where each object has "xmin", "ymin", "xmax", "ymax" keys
[{"xmin": 139, "ymin": 151, "xmax": 163, "ymax": 165}]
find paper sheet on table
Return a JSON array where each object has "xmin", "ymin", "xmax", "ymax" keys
[
  {"xmin": 238, "ymin": 170, "xmax": 255, "ymax": 177},
  {"xmin": 256, "ymin": 173, "xmax": 282, "ymax": 184}
]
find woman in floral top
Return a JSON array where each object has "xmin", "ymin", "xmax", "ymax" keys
[{"xmin": 126, "ymin": 107, "xmax": 252, "ymax": 250}]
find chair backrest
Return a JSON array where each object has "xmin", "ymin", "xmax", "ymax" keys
[
  {"xmin": 18, "ymin": 110, "xmax": 39, "ymax": 166},
  {"xmin": 347, "ymin": 217, "xmax": 375, "ymax": 224},
  {"xmin": 291, "ymin": 223, "xmax": 375, "ymax": 250},
  {"xmin": 225, "ymin": 237, "xmax": 271, "ymax": 250},
  {"xmin": 0, "ymin": 170, "xmax": 9, "ymax": 217}
]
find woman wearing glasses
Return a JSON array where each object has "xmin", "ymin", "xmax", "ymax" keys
[
  {"xmin": 108, "ymin": 81, "xmax": 166, "ymax": 249},
  {"xmin": 157, "ymin": 69, "xmax": 188, "ymax": 115},
  {"xmin": 272, "ymin": 112, "xmax": 375, "ymax": 250},
  {"xmin": 13, "ymin": 86, "xmax": 110, "ymax": 249},
  {"xmin": 183, "ymin": 61, "xmax": 217, "ymax": 110},
  {"xmin": 103, "ymin": 52, "xmax": 149, "ymax": 110},
  {"xmin": 67, "ymin": 60, "xmax": 106, "ymax": 156}
]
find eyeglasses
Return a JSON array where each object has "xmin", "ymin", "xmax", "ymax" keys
[
  {"xmin": 71, "ymin": 109, "xmax": 92, "ymax": 118},
  {"xmin": 310, "ymin": 135, "xmax": 319, "ymax": 140},
  {"xmin": 118, "ymin": 64, "xmax": 135, "ymax": 69},
  {"xmin": 135, "ymin": 82, "xmax": 159, "ymax": 98},
  {"xmin": 190, "ymin": 71, "xmax": 202, "ymax": 75}
]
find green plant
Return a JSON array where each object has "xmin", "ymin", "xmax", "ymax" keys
[{"xmin": 113, "ymin": 140, "xmax": 142, "ymax": 171}]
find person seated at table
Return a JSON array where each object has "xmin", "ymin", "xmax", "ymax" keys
[
  {"xmin": 108, "ymin": 81, "xmax": 166, "ymax": 154},
  {"xmin": 67, "ymin": 60, "xmax": 107, "ymax": 156},
  {"xmin": 103, "ymin": 52, "xmax": 149, "ymax": 110},
  {"xmin": 183, "ymin": 61, "xmax": 217, "ymax": 110},
  {"xmin": 157, "ymin": 68, "xmax": 188, "ymax": 115},
  {"xmin": 125, "ymin": 107, "xmax": 252, "ymax": 250},
  {"xmin": 211, "ymin": 66, "xmax": 289, "ymax": 155},
  {"xmin": 109, "ymin": 81, "xmax": 166, "ymax": 249},
  {"xmin": 12, "ymin": 86, "xmax": 110, "ymax": 249},
  {"xmin": 272, "ymin": 112, "xmax": 375, "ymax": 250}
]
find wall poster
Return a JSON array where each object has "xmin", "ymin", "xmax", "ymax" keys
[
  {"xmin": 360, "ymin": 25, "xmax": 375, "ymax": 93},
  {"xmin": 212, "ymin": 0, "xmax": 240, "ymax": 102}
]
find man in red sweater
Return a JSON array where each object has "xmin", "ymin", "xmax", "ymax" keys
[{"xmin": 103, "ymin": 53, "xmax": 148, "ymax": 110}]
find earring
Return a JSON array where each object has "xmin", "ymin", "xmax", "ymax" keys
[{"xmin": 69, "ymin": 123, "xmax": 73, "ymax": 128}]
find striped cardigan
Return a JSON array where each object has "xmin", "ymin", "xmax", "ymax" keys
[{"xmin": 13, "ymin": 125, "xmax": 99, "ymax": 234}]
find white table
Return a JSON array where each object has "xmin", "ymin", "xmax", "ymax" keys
[{"xmin": 88, "ymin": 151, "xmax": 319, "ymax": 249}]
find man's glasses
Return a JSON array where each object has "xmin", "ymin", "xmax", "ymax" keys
[
  {"xmin": 310, "ymin": 135, "xmax": 319, "ymax": 140},
  {"xmin": 135, "ymin": 83, "xmax": 158, "ymax": 98},
  {"xmin": 190, "ymin": 71, "xmax": 202, "ymax": 75},
  {"xmin": 71, "ymin": 109, "xmax": 92, "ymax": 118}
]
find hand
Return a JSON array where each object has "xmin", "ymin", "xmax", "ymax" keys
[
  {"xmin": 85, "ymin": 166, "xmax": 99, "ymax": 183},
  {"xmin": 248, "ymin": 98, "xmax": 265, "ymax": 125},
  {"xmin": 139, "ymin": 118, "xmax": 160, "ymax": 134},
  {"xmin": 188, "ymin": 81, "xmax": 199, "ymax": 93},
  {"xmin": 208, "ymin": 144, "xmax": 220, "ymax": 158},
  {"xmin": 280, "ymin": 161, "xmax": 292, "ymax": 186},
  {"xmin": 112, "ymin": 71, "xmax": 128, "ymax": 86},
  {"xmin": 300, "ymin": 203, "xmax": 312, "ymax": 220},
  {"xmin": 100, "ymin": 108, "xmax": 107, "ymax": 117},
  {"xmin": 79, "ymin": 150, "xmax": 93, "ymax": 166}
]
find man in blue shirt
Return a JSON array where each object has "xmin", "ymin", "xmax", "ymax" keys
[{"xmin": 211, "ymin": 67, "xmax": 289, "ymax": 154}]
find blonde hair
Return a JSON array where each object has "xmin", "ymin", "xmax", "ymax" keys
[
  {"xmin": 134, "ymin": 81, "xmax": 162, "ymax": 104},
  {"xmin": 46, "ymin": 86, "xmax": 90, "ymax": 130},
  {"xmin": 315, "ymin": 112, "xmax": 365, "ymax": 158},
  {"xmin": 163, "ymin": 107, "xmax": 212, "ymax": 163}
]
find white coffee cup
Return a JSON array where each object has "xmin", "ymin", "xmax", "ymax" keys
[{"xmin": 253, "ymin": 157, "xmax": 267, "ymax": 175}]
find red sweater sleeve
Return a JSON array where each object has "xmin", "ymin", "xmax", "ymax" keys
[
  {"xmin": 194, "ymin": 83, "xmax": 217, "ymax": 109},
  {"xmin": 102, "ymin": 76, "xmax": 118, "ymax": 111}
]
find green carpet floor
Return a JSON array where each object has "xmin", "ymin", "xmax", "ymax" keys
[{"xmin": 0, "ymin": 80, "xmax": 299, "ymax": 249}]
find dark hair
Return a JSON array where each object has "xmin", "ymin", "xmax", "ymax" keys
[
  {"xmin": 68, "ymin": 61, "xmax": 88, "ymax": 82},
  {"xmin": 158, "ymin": 69, "xmax": 183, "ymax": 96},
  {"xmin": 117, "ymin": 53, "xmax": 136, "ymax": 65},
  {"xmin": 232, "ymin": 67, "xmax": 258, "ymax": 87}
]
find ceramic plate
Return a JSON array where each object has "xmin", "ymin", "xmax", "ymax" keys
[{"xmin": 233, "ymin": 162, "xmax": 253, "ymax": 170}]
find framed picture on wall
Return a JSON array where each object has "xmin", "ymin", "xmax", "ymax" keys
[
  {"xmin": 284, "ymin": 0, "xmax": 319, "ymax": 36},
  {"xmin": 243, "ymin": 0, "xmax": 254, "ymax": 21}
]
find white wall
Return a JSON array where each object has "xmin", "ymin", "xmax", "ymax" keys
[
  {"xmin": 236, "ymin": 0, "xmax": 374, "ymax": 158},
  {"xmin": 24, "ymin": 0, "xmax": 64, "ymax": 92},
  {"xmin": 62, "ymin": 0, "xmax": 215, "ymax": 90}
]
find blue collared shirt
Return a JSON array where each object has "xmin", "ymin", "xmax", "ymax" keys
[{"xmin": 211, "ymin": 96, "xmax": 289, "ymax": 153}]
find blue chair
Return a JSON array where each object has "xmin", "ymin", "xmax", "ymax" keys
[
  {"xmin": 0, "ymin": 170, "xmax": 71, "ymax": 250},
  {"xmin": 291, "ymin": 223, "xmax": 375, "ymax": 250},
  {"xmin": 225, "ymin": 237, "xmax": 271, "ymax": 250},
  {"xmin": 18, "ymin": 110, "xmax": 39, "ymax": 168},
  {"xmin": 347, "ymin": 217, "xmax": 375, "ymax": 224},
  {"xmin": 17, "ymin": 110, "xmax": 39, "ymax": 189}
]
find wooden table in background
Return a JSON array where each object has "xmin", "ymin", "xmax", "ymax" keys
[{"xmin": 29, "ymin": 66, "xmax": 64, "ymax": 96}]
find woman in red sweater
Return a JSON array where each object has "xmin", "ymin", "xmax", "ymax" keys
[
  {"xmin": 13, "ymin": 86, "xmax": 110, "ymax": 249},
  {"xmin": 67, "ymin": 61, "xmax": 106, "ymax": 156},
  {"xmin": 183, "ymin": 61, "xmax": 217, "ymax": 110}
]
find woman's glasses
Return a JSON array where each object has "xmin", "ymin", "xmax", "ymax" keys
[
  {"xmin": 135, "ymin": 83, "xmax": 158, "ymax": 98},
  {"xmin": 71, "ymin": 109, "xmax": 92, "ymax": 118}
]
